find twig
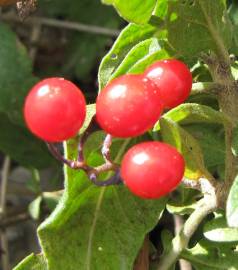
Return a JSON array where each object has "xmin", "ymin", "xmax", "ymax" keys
[
  {"xmin": 0, "ymin": 156, "xmax": 11, "ymax": 270},
  {"xmin": 0, "ymin": 212, "xmax": 30, "ymax": 229},
  {"xmin": 47, "ymin": 118, "xmax": 120, "ymax": 186},
  {"xmin": 0, "ymin": 157, "xmax": 11, "ymax": 216},
  {"xmin": 29, "ymin": 22, "xmax": 41, "ymax": 61},
  {"xmin": 157, "ymin": 196, "xmax": 217, "ymax": 270},
  {"xmin": 174, "ymin": 215, "xmax": 192, "ymax": 270},
  {"xmin": 2, "ymin": 13, "xmax": 120, "ymax": 37}
]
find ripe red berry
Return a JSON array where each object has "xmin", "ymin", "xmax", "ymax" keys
[
  {"xmin": 96, "ymin": 74, "xmax": 163, "ymax": 138},
  {"xmin": 144, "ymin": 59, "xmax": 192, "ymax": 109},
  {"xmin": 121, "ymin": 141, "xmax": 185, "ymax": 199},
  {"xmin": 24, "ymin": 78, "xmax": 86, "ymax": 142}
]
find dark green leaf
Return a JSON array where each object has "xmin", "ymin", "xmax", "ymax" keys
[
  {"xmin": 160, "ymin": 117, "xmax": 212, "ymax": 180},
  {"xmin": 0, "ymin": 23, "xmax": 37, "ymax": 125},
  {"xmin": 0, "ymin": 113, "xmax": 55, "ymax": 169},
  {"xmin": 185, "ymin": 124, "xmax": 225, "ymax": 169},
  {"xmin": 166, "ymin": 0, "xmax": 232, "ymax": 59},
  {"xmin": 101, "ymin": 0, "xmax": 157, "ymax": 24},
  {"xmin": 19, "ymin": 136, "xmax": 167, "ymax": 270}
]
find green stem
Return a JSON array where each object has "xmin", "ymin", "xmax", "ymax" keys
[{"xmin": 157, "ymin": 196, "xmax": 217, "ymax": 270}]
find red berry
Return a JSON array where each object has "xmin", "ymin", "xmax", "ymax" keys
[
  {"xmin": 121, "ymin": 141, "xmax": 185, "ymax": 199},
  {"xmin": 144, "ymin": 59, "xmax": 192, "ymax": 109},
  {"xmin": 96, "ymin": 74, "xmax": 163, "ymax": 138},
  {"xmin": 24, "ymin": 78, "xmax": 86, "ymax": 142}
]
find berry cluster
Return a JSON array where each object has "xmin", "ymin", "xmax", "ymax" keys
[{"xmin": 24, "ymin": 59, "xmax": 192, "ymax": 199}]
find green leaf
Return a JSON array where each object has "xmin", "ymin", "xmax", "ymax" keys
[
  {"xmin": 79, "ymin": 104, "xmax": 96, "ymax": 134},
  {"xmin": 20, "ymin": 136, "xmax": 167, "ymax": 270},
  {"xmin": 98, "ymin": 23, "xmax": 157, "ymax": 90},
  {"xmin": 28, "ymin": 196, "xmax": 43, "ymax": 220},
  {"xmin": 204, "ymin": 216, "xmax": 238, "ymax": 242},
  {"xmin": 181, "ymin": 239, "xmax": 238, "ymax": 269},
  {"xmin": 160, "ymin": 117, "xmax": 211, "ymax": 180},
  {"xmin": 167, "ymin": 201, "xmax": 196, "ymax": 215},
  {"xmin": 166, "ymin": 0, "xmax": 232, "ymax": 59},
  {"xmin": 13, "ymin": 253, "xmax": 47, "ymax": 270},
  {"xmin": 154, "ymin": 103, "xmax": 230, "ymax": 131},
  {"xmin": 109, "ymin": 38, "xmax": 162, "ymax": 80},
  {"xmin": 38, "ymin": 0, "xmax": 122, "ymax": 81},
  {"xmin": 227, "ymin": 175, "xmax": 238, "ymax": 227},
  {"xmin": 101, "ymin": 0, "xmax": 157, "ymax": 24},
  {"xmin": 185, "ymin": 124, "xmax": 225, "ymax": 169},
  {"xmin": 0, "ymin": 113, "xmax": 55, "ymax": 169},
  {"xmin": 0, "ymin": 23, "xmax": 37, "ymax": 125}
]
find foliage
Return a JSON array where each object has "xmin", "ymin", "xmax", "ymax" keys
[{"xmin": 3, "ymin": 0, "xmax": 238, "ymax": 269}]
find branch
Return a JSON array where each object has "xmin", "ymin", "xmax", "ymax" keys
[
  {"xmin": 0, "ymin": 156, "xmax": 11, "ymax": 216},
  {"xmin": 0, "ymin": 156, "xmax": 11, "ymax": 270},
  {"xmin": 157, "ymin": 196, "xmax": 217, "ymax": 270},
  {"xmin": 1, "ymin": 12, "xmax": 120, "ymax": 37},
  {"xmin": 174, "ymin": 215, "xmax": 192, "ymax": 270}
]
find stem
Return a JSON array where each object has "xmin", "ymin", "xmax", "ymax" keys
[
  {"xmin": 157, "ymin": 196, "xmax": 217, "ymax": 270},
  {"xmin": 174, "ymin": 216, "xmax": 192, "ymax": 270},
  {"xmin": 0, "ymin": 156, "xmax": 11, "ymax": 270},
  {"xmin": 2, "ymin": 13, "xmax": 119, "ymax": 37}
]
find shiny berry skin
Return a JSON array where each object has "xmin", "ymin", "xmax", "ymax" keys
[
  {"xmin": 144, "ymin": 59, "xmax": 192, "ymax": 109},
  {"xmin": 24, "ymin": 78, "xmax": 86, "ymax": 142},
  {"xmin": 121, "ymin": 141, "xmax": 185, "ymax": 199},
  {"xmin": 96, "ymin": 74, "xmax": 163, "ymax": 138}
]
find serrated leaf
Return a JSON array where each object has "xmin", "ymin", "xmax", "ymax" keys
[
  {"xmin": 181, "ymin": 239, "xmax": 238, "ymax": 269},
  {"xmin": 154, "ymin": 103, "xmax": 230, "ymax": 131},
  {"xmin": 98, "ymin": 23, "xmax": 157, "ymax": 90},
  {"xmin": 101, "ymin": 0, "xmax": 157, "ymax": 24},
  {"xmin": 227, "ymin": 175, "xmax": 238, "ymax": 227},
  {"xmin": 204, "ymin": 216, "xmax": 238, "ymax": 242},
  {"xmin": 160, "ymin": 117, "xmax": 211, "ymax": 180},
  {"xmin": 13, "ymin": 253, "xmax": 47, "ymax": 270},
  {"xmin": 166, "ymin": 0, "xmax": 232, "ymax": 59}
]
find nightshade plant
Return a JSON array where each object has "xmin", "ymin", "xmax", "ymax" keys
[{"xmin": 14, "ymin": 0, "xmax": 238, "ymax": 270}]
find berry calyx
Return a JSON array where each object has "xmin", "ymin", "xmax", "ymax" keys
[
  {"xmin": 24, "ymin": 77, "xmax": 86, "ymax": 142},
  {"xmin": 144, "ymin": 59, "xmax": 192, "ymax": 109},
  {"xmin": 121, "ymin": 141, "xmax": 185, "ymax": 199},
  {"xmin": 96, "ymin": 74, "xmax": 163, "ymax": 138}
]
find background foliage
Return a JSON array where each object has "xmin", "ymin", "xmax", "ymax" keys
[{"xmin": 0, "ymin": 0, "xmax": 238, "ymax": 270}]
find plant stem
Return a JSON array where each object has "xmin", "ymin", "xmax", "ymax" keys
[
  {"xmin": 157, "ymin": 196, "xmax": 217, "ymax": 270},
  {"xmin": 2, "ymin": 13, "xmax": 119, "ymax": 37},
  {"xmin": 174, "ymin": 215, "xmax": 192, "ymax": 270},
  {"xmin": 0, "ymin": 156, "xmax": 11, "ymax": 270}
]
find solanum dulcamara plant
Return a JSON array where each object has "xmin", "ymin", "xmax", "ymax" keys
[{"xmin": 14, "ymin": 1, "xmax": 238, "ymax": 270}]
